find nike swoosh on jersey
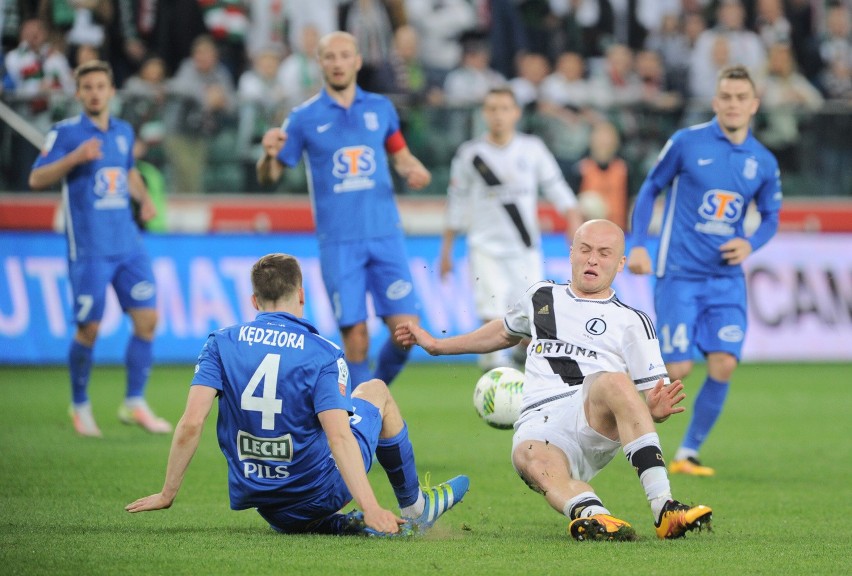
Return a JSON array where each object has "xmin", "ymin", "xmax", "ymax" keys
[
  {"xmin": 697, "ymin": 158, "xmax": 714, "ymax": 166},
  {"xmin": 317, "ymin": 123, "xmax": 333, "ymax": 133}
]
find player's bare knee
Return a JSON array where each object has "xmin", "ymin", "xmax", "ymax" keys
[
  {"xmin": 341, "ymin": 323, "xmax": 369, "ymax": 361},
  {"xmin": 131, "ymin": 308, "xmax": 158, "ymax": 339},
  {"xmin": 352, "ymin": 378, "xmax": 390, "ymax": 409},
  {"xmin": 76, "ymin": 323, "xmax": 99, "ymax": 347},
  {"xmin": 512, "ymin": 442, "xmax": 562, "ymax": 491}
]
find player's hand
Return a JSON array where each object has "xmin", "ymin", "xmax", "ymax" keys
[
  {"xmin": 719, "ymin": 237, "xmax": 752, "ymax": 265},
  {"xmin": 394, "ymin": 321, "xmax": 438, "ymax": 354},
  {"xmin": 261, "ymin": 128, "xmax": 286, "ymax": 158},
  {"xmin": 139, "ymin": 196, "xmax": 157, "ymax": 222},
  {"xmin": 405, "ymin": 165, "xmax": 431, "ymax": 190},
  {"xmin": 645, "ymin": 378, "xmax": 685, "ymax": 423},
  {"xmin": 362, "ymin": 506, "xmax": 406, "ymax": 534},
  {"xmin": 439, "ymin": 254, "xmax": 453, "ymax": 279},
  {"xmin": 74, "ymin": 137, "xmax": 103, "ymax": 165},
  {"xmin": 125, "ymin": 492, "xmax": 174, "ymax": 513},
  {"xmin": 627, "ymin": 246, "xmax": 652, "ymax": 275}
]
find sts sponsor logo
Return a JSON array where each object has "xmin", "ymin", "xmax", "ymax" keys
[
  {"xmin": 695, "ymin": 189, "xmax": 745, "ymax": 235},
  {"xmin": 93, "ymin": 167, "xmax": 129, "ymax": 209},
  {"xmin": 332, "ymin": 146, "xmax": 377, "ymax": 193}
]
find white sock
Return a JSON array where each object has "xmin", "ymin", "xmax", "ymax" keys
[
  {"xmin": 400, "ymin": 492, "xmax": 424, "ymax": 518},
  {"xmin": 564, "ymin": 491, "xmax": 610, "ymax": 519},
  {"xmin": 674, "ymin": 447, "xmax": 699, "ymax": 461}
]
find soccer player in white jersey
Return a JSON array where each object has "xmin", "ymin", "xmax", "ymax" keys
[
  {"xmin": 440, "ymin": 87, "xmax": 582, "ymax": 371},
  {"xmin": 396, "ymin": 220, "xmax": 712, "ymax": 541}
]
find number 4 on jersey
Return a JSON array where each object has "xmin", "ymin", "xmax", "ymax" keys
[{"xmin": 241, "ymin": 353, "xmax": 283, "ymax": 430}]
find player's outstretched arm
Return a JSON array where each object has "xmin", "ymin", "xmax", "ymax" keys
[
  {"xmin": 319, "ymin": 409, "xmax": 404, "ymax": 534},
  {"xmin": 395, "ymin": 319, "xmax": 520, "ymax": 356},
  {"xmin": 643, "ymin": 378, "xmax": 686, "ymax": 423},
  {"xmin": 125, "ymin": 385, "xmax": 216, "ymax": 513},
  {"xmin": 256, "ymin": 128, "xmax": 287, "ymax": 185}
]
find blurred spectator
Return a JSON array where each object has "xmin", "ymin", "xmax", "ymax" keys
[
  {"xmin": 757, "ymin": 41, "xmax": 824, "ymax": 172},
  {"xmin": 819, "ymin": 2, "xmax": 852, "ymax": 100},
  {"xmin": 569, "ymin": 119, "xmax": 629, "ymax": 228},
  {"xmin": 122, "ymin": 56, "xmax": 169, "ymax": 167},
  {"xmin": 284, "ymin": 0, "xmax": 338, "ymax": 44},
  {"xmin": 547, "ymin": 0, "xmax": 611, "ymax": 59},
  {"xmin": 387, "ymin": 24, "xmax": 440, "ymax": 106},
  {"xmin": 689, "ymin": 0, "xmax": 766, "ymax": 86},
  {"xmin": 165, "ymin": 34, "xmax": 236, "ymax": 193},
  {"xmin": 340, "ymin": 0, "xmax": 407, "ymax": 93},
  {"xmin": 246, "ymin": 0, "xmax": 287, "ymax": 59},
  {"xmin": 73, "ymin": 42, "xmax": 100, "ymax": 67},
  {"xmin": 645, "ymin": 11, "xmax": 706, "ymax": 98},
  {"xmin": 634, "ymin": 48, "xmax": 682, "ymax": 111},
  {"xmin": 539, "ymin": 50, "xmax": 600, "ymax": 110},
  {"xmin": 277, "ymin": 23, "xmax": 323, "ymax": 113},
  {"xmin": 197, "ymin": 0, "xmax": 250, "ymax": 81},
  {"xmin": 509, "ymin": 51, "xmax": 551, "ymax": 110},
  {"xmin": 38, "ymin": 0, "xmax": 113, "ymax": 54},
  {"xmin": 404, "ymin": 0, "xmax": 476, "ymax": 90},
  {"xmin": 237, "ymin": 43, "xmax": 287, "ymax": 185},
  {"xmin": 689, "ymin": 33, "xmax": 731, "ymax": 105},
  {"xmin": 604, "ymin": 0, "xmax": 681, "ymax": 51},
  {"xmin": 783, "ymin": 0, "xmax": 823, "ymax": 82},
  {"xmin": 592, "ymin": 43, "xmax": 643, "ymax": 108},
  {"xmin": 4, "ymin": 17, "xmax": 74, "ymax": 97},
  {"xmin": 155, "ymin": 0, "xmax": 207, "ymax": 77},
  {"xmin": 754, "ymin": 0, "xmax": 792, "ymax": 49},
  {"xmin": 107, "ymin": 0, "xmax": 156, "ymax": 86},
  {"xmin": 239, "ymin": 44, "xmax": 286, "ymax": 105},
  {"xmin": 443, "ymin": 36, "xmax": 506, "ymax": 106},
  {"xmin": 474, "ymin": 0, "xmax": 527, "ymax": 78}
]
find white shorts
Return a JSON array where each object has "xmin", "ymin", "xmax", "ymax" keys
[
  {"xmin": 511, "ymin": 373, "xmax": 621, "ymax": 483},
  {"xmin": 470, "ymin": 248, "xmax": 543, "ymax": 320}
]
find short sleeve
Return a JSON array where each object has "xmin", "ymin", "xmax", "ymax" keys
[
  {"xmin": 191, "ymin": 334, "xmax": 225, "ymax": 392},
  {"xmin": 312, "ymin": 354, "xmax": 354, "ymax": 415}
]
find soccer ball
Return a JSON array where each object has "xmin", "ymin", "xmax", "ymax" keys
[{"xmin": 473, "ymin": 367, "xmax": 524, "ymax": 429}]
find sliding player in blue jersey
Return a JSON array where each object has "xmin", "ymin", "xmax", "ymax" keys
[
  {"xmin": 627, "ymin": 65, "xmax": 782, "ymax": 476},
  {"xmin": 126, "ymin": 254, "xmax": 468, "ymax": 536},
  {"xmin": 256, "ymin": 31, "xmax": 431, "ymax": 388},
  {"xmin": 29, "ymin": 60, "xmax": 171, "ymax": 437}
]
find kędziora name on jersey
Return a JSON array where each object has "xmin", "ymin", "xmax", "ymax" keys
[{"xmin": 238, "ymin": 326, "xmax": 305, "ymax": 349}]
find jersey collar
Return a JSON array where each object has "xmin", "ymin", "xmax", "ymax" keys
[
  {"xmin": 565, "ymin": 282, "xmax": 616, "ymax": 303},
  {"xmin": 710, "ymin": 116, "xmax": 753, "ymax": 147},
  {"xmin": 256, "ymin": 311, "xmax": 319, "ymax": 334},
  {"xmin": 319, "ymin": 85, "xmax": 365, "ymax": 109},
  {"xmin": 79, "ymin": 112, "xmax": 115, "ymax": 133}
]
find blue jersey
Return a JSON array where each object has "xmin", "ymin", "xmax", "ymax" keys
[
  {"xmin": 191, "ymin": 311, "xmax": 353, "ymax": 511},
  {"xmin": 32, "ymin": 114, "xmax": 142, "ymax": 260},
  {"xmin": 277, "ymin": 87, "xmax": 404, "ymax": 245},
  {"xmin": 631, "ymin": 118, "xmax": 782, "ymax": 279}
]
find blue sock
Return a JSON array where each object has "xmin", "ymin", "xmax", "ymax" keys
[
  {"xmin": 348, "ymin": 359, "xmax": 371, "ymax": 390},
  {"xmin": 125, "ymin": 336, "xmax": 153, "ymax": 400},
  {"xmin": 682, "ymin": 376, "xmax": 730, "ymax": 452},
  {"xmin": 375, "ymin": 423, "xmax": 420, "ymax": 509},
  {"xmin": 372, "ymin": 338, "xmax": 410, "ymax": 386},
  {"xmin": 69, "ymin": 340, "xmax": 93, "ymax": 405}
]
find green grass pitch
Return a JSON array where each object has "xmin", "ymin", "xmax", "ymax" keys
[{"xmin": 1, "ymin": 362, "xmax": 850, "ymax": 575}]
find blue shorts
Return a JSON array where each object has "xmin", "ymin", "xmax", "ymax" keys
[
  {"xmin": 319, "ymin": 234, "xmax": 420, "ymax": 328},
  {"xmin": 68, "ymin": 250, "xmax": 156, "ymax": 324},
  {"xmin": 256, "ymin": 398, "xmax": 383, "ymax": 533},
  {"xmin": 654, "ymin": 274, "xmax": 747, "ymax": 363}
]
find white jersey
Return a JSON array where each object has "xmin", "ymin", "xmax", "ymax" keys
[
  {"xmin": 504, "ymin": 281, "xmax": 669, "ymax": 413},
  {"xmin": 446, "ymin": 133, "xmax": 577, "ymax": 257}
]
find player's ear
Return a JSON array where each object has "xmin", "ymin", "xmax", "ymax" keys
[
  {"xmin": 298, "ymin": 287, "xmax": 305, "ymax": 306},
  {"xmin": 251, "ymin": 294, "xmax": 260, "ymax": 311}
]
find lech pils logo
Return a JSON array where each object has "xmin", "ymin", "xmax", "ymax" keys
[{"xmin": 237, "ymin": 430, "xmax": 293, "ymax": 462}]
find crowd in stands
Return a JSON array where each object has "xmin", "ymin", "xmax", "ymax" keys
[{"xmin": 1, "ymin": 0, "xmax": 851, "ymax": 195}]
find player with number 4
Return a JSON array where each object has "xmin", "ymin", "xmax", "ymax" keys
[{"xmin": 126, "ymin": 254, "xmax": 469, "ymax": 536}]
